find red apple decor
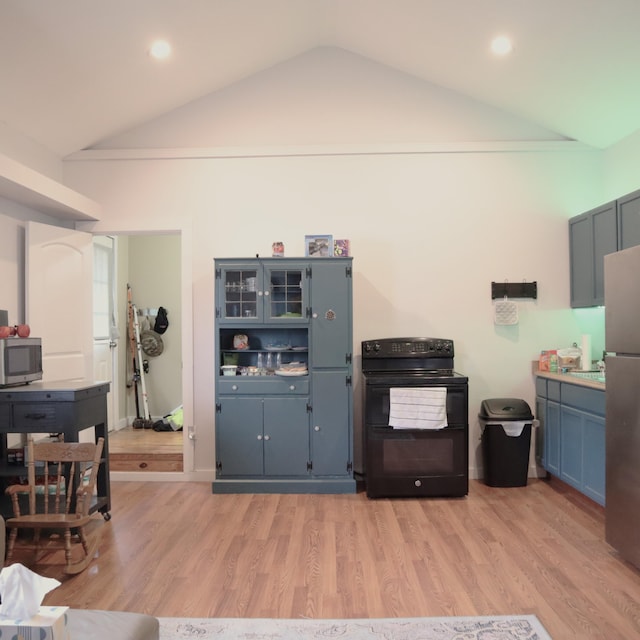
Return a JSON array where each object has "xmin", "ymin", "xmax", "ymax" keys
[
  {"xmin": 16, "ymin": 324, "xmax": 31, "ymax": 338},
  {"xmin": 0, "ymin": 325, "xmax": 31, "ymax": 338}
]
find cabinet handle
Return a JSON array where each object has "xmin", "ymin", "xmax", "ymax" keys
[
  {"xmin": 258, "ymin": 291, "xmax": 263, "ymax": 297},
  {"xmin": 264, "ymin": 435, "xmax": 271, "ymax": 441},
  {"xmin": 289, "ymin": 385, "xmax": 296, "ymax": 391},
  {"xmin": 232, "ymin": 384, "xmax": 238, "ymax": 391},
  {"xmin": 257, "ymin": 435, "xmax": 263, "ymax": 440},
  {"xmin": 264, "ymin": 291, "xmax": 270, "ymax": 297},
  {"xmin": 314, "ymin": 425, "xmax": 320, "ymax": 432},
  {"xmin": 25, "ymin": 413, "xmax": 47, "ymax": 420},
  {"xmin": 312, "ymin": 312, "xmax": 318, "ymax": 319}
]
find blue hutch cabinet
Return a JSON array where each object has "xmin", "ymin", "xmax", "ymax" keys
[{"xmin": 213, "ymin": 257, "xmax": 355, "ymax": 494}]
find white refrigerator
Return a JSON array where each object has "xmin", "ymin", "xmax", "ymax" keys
[{"xmin": 604, "ymin": 244, "xmax": 640, "ymax": 569}]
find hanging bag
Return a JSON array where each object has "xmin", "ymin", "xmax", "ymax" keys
[{"xmin": 154, "ymin": 307, "xmax": 169, "ymax": 334}]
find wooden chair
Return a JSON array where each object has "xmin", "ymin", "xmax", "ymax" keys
[{"xmin": 4, "ymin": 436, "xmax": 105, "ymax": 574}]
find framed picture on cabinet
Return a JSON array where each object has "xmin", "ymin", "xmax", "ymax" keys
[
  {"xmin": 304, "ymin": 234, "xmax": 333, "ymax": 257},
  {"xmin": 334, "ymin": 239, "xmax": 350, "ymax": 257}
]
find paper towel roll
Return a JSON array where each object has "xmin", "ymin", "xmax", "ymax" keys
[{"xmin": 581, "ymin": 334, "xmax": 592, "ymax": 370}]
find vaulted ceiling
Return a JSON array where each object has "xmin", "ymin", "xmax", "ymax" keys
[{"xmin": 2, "ymin": 0, "xmax": 639, "ymax": 158}]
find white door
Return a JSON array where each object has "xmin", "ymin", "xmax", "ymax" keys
[
  {"xmin": 26, "ymin": 221, "xmax": 93, "ymax": 382},
  {"xmin": 93, "ymin": 236, "xmax": 118, "ymax": 431}
]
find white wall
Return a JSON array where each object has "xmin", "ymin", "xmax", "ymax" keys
[
  {"xmin": 95, "ymin": 47, "xmax": 569, "ymax": 150},
  {"xmin": 64, "ymin": 148, "xmax": 602, "ymax": 476},
  {"xmin": 12, "ymin": 44, "xmax": 637, "ymax": 479},
  {"xmin": 603, "ymin": 129, "xmax": 640, "ymax": 198},
  {"xmin": 0, "ymin": 210, "xmax": 25, "ymax": 325},
  {"xmin": 3, "ymin": 45, "xmax": 640, "ymax": 486},
  {"xmin": 0, "ymin": 122, "xmax": 63, "ymax": 182},
  {"xmin": 0, "ymin": 203, "xmax": 74, "ymax": 326}
]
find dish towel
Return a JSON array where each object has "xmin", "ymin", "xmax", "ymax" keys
[{"xmin": 389, "ymin": 387, "xmax": 448, "ymax": 430}]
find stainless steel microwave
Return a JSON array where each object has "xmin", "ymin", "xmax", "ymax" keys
[{"xmin": 0, "ymin": 337, "xmax": 43, "ymax": 387}]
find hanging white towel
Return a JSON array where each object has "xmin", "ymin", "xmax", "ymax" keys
[{"xmin": 389, "ymin": 387, "xmax": 448, "ymax": 430}]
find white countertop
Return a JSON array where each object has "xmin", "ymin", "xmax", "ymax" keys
[{"xmin": 535, "ymin": 370, "xmax": 605, "ymax": 390}]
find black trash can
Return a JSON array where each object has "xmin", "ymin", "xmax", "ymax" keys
[{"xmin": 479, "ymin": 398, "xmax": 533, "ymax": 487}]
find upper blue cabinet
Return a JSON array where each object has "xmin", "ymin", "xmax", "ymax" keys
[
  {"xmin": 617, "ymin": 190, "xmax": 640, "ymax": 251},
  {"xmin": 216, "ymin": 260, "xmax": 309, "ymax": 324},
  {"xmin": 569, "ymin": 188, "xmax": 640, "ymax": 307}
]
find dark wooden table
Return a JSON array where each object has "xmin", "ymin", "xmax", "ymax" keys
[{"xmin": 0, "ymin": 379, "xmax": 111, "ymax": 520}]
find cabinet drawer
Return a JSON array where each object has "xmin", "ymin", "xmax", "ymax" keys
[
  {"xmin": 561, "ymin": 384, "xmax": 605, "ymax": 415},
  {"xmin": 219, "ymin": 377, "xmax": 309, "ymax": 395},
  {"xmin": 12, "ymin": 403, "xmax": 59, "ymax": 431},
  {"xmin": 548, "ymin": 380, "xmax": 561, "ymax": 401},
  {"xmin": 535, "ymin": 377, "xmax": 547, "ymax": 397}
]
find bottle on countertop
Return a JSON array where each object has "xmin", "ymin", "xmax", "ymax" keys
[{"xmin": 597, "ymin": 351, "xmax": 606, "ymax": 376}]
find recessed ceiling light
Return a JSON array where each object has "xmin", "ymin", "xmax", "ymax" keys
[
  {"xmin": 490, "ymin": 35, "xmax": 513, "ymax": 56},
  {"xmin": 149, "ymin": 39, "xmax": 172, "ymax": 60}
]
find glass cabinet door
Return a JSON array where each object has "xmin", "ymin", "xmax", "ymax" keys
[
  {"xmin": 220, "ymin": 265, "xmax": 260, "ymax": 321},
  {"xmin": 264, "ymin": 264, "xmax": 308, "ymax": 321},
  {"xmin": 218, "ymin": 262, "xmax": 309, "ymax": 323}
]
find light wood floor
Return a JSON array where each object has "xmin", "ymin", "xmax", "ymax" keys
[
  {"xmin": 109, "ymin": 427, "xmax": 182, "ymax": 455},
  {"xmin": 31, "ymin": 478, "xmax": 639, "ymax": 638}
]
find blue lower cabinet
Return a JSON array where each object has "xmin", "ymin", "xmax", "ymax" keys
[
  {"xmin": 217, "ymin": 397, "xmax": 310, "ymax": 477},
  {"xmin": 535, "ymin": 395, "xmax": 546, "ymax": 466},
  {"xmin": 582, "ymin": 414, "xmax": 606, "ymax": 504},
  {"xmin": 546, "ymin": 400, "xmax": 561, "ymax": 476},
  {"xmin": 216, "ymin": 398, "xmax": 264, "ymax": 476},
  {"xmin": 263, "ymin": 398, "xmax": 311, "ymax": 476},
  {"xmin": 536, "ymin": 378, "xmax": 605, "ymax": 506},
  {"xmin": 311, "ymin": 371, "xmax": 352, "ymax": 477},
  {"xmin": 560, "ymin": 406, "xmax": 586, "ymax": 491}
]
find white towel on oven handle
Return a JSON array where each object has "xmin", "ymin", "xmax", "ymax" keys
[{"xmin": 389, "ymin": 387, "xmax": 448, "ymax": 430}]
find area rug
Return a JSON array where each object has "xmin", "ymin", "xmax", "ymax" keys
[{"xmin": 158, "ymin": 615, "xmax": 552, "ymax": 639}]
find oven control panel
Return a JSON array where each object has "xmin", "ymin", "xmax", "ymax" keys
[{"xmin": 362, "ymin": 337, "xmax": 454, "ymax": 358}]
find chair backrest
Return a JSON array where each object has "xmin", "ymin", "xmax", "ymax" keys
[{"xmin": 25, "ymin": 437, "xmax": 104, "ymax": 517}]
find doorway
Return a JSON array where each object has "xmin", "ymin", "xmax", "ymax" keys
[{"xmin": 97, "ymin": 233, "xmax": 184, "ymax": 471}]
